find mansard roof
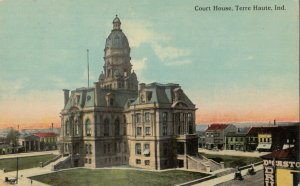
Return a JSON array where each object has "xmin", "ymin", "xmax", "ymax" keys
[{"xmin": 131, "ymin": 82, "xmax": 195, "ymax": 108}]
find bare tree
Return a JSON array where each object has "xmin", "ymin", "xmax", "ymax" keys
[{"xmin": 5, "ymin": 128, "xmax": 19, "ymax": 147}]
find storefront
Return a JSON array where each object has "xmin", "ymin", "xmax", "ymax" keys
[{"xmin": 261, "ymin": 148, "xmax": 300, "ymax": 186}]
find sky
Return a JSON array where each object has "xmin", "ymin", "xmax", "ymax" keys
[{"xmin": 0, "ymin": 0, "xmax": 299, "ymax": 129}]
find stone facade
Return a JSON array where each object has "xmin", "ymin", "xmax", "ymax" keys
[{"xmin": 59, "ymin": 16, "xmax": 198, "ymax": 170}]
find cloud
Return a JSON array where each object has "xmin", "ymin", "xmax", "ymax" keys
[
  {"xmin": 0, "ymin": 78, "xmax": 30, "ymax": 101},
  {"xmin": 131, "ymin": 57, "xmax": 147, "ymax": 72},
  {"xmin": 152, "ymin": 44, "xmax": 191, "ymax": 61},
  {"xmin": 246, "ymin": 56, "xmax": 254, "ymax": 60},
  {"xmin": 122, "ymin": 19, "xmax": 191, "ymax": 66},
  {"xmin": 165, "ymin": 60, "xmax": 192, "ymax": 66}
]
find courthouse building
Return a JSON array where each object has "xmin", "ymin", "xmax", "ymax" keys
[{"xmin": 59, "ymin": 16, "xmax": 198, "ymax": 170}]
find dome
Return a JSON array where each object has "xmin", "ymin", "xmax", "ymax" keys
[
  {"xmin": 113, "ymin": 16, "xmax": 121, "ymax": 24},
  {"xmin": 105, "ymin": 30, "xmax": 129, "ymax": 49},
  {"xmin": 105, "ymin": 15, "xmax": 129, "ymax": 49}
]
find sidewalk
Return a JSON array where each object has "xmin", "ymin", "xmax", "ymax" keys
[
  {"xmin": 0, "ymin": 151, "xmax": 62, "ymax": 186},
  {"xmin": 198, "ymin": 148, "xmax": 269, "ymax": 157},
  {"xmin": 0, "ymin": 150, "xmax": 59, "ymax": 160},
  {"xmin": 1, "ymin": 166, "xmax": 51, "ymax": 186},
  {"xmin": 192, "ymin": 164, "xmax": 263, "ymax": 186}
]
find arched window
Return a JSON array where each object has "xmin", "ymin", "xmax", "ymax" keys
[
  {"xmin": 86, "ymin": 119, "xmax": 91, "ymax": 136},
  {"xmin": 65, "ymin": 120, "xmax": 70, "ymax": 135},
  {"xmin": 104, "ymin": 118, "xmax": 109, "ymax": 136},
  {"xmin": 123, "ymin": 115, "xmax": 127, "ymax": 135},
  {"xmin": 188, "ymin": 113, "xmax": 193, "ymax": 134},
  {"xmin": 115, "ymin": 119, "xmax": 120, "ymax": 136},
  {"xmin": 75, "ymin": 120, "xmax": 79, "ymax": 135}
]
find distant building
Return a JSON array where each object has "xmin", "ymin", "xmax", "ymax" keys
[
  {"xmin": 18, "ymin": 133, "xmax": 40, "ymax": 152},
  {"xmin": 197, "ymin": 131, "xmax": 206, "ymax": 148},
  {"xmin": 33, "ymin": 132, "xmax": 58, "ymax": 151},
  {"xmin": 225, "ymin": 127, "xmax": 250, "ymax": 151},
  {"xmin": 205, "ymin": 124, "xmax": 236, "ymax": 149}
]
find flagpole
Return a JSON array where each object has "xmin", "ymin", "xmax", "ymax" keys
[{"xmin": 87, "ymin": 49, "xmax": 89, "ymax": 88}]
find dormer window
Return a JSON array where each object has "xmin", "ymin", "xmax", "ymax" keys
[
  {"xmin": 110, "ymin": 98, "xmax": 114, "ymax": 106},
  {"xmin": 146, "ymin": 91, "xmax": 152, "ymax": 102},
  {"xmin": 76, "ymin": 95, "xmax": 80, "ymax": 105}
]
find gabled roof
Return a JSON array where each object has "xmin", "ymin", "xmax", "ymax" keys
[
  {"xmin": 206, "ymin": 124, "xmax": 229, "ymax": 131},
  {"xmin": 247, "ymin": 126, "xmax": 280, "ymax": 135},
  {"xmin": 33, "ymin": 132, "xmax": 57, "ymax": 138},
  {"xmin": 260, "ymin": 148, "xmax": 298, "ymax": 160}
]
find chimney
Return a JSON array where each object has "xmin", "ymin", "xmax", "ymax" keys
[
  {"xmin": 63, "ymin": 89, "xmax": 70, "ymax": 106},
  {"xmin": 274, "ymin": 119, "xmax": 276, "ymax": 126},
  {"xmin": 51, "ymin": 123, "xmax": 54, "ymax": 131}
]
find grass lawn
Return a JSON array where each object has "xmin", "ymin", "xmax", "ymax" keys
[
  {"xmin": 200, "ymin": 153, "xmax": 262, "ymax": 168},
  {"xmin": 0, "ymin": 154, "xmax": 56, "ymax": 172},
  {"xmin": 31, "ymin": 168, "xmax": 210, "ymax": 186}
]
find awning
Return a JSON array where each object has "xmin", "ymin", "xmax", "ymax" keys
[
  {"xmin": 256, "ymin": 143, "xmax": 271, "ymax": 150},
  {"xmin": 282, "ymin": 144, "xmax": 294, "ymax": 150},
  {"xmin": 143, "ymin": 149, "xmax": 150, "ymax": 155}
]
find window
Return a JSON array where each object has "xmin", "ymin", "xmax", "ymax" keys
[
  {"xmin": 65, "ymin": 120, "xmax": 70, "ymax": 135},
  {"xmin": 187, "ymin": 113, "xmax": 193, "ymax": 134},
  {"xmin": 162, "ymin": 112, "xmax": 168, "ymax": 123},
  {"xmin": 85, "ymin": 144, "xmax": 92, "ymax": 154},
  {"xmin": 115, "ymin": 119, "xmax": 120, "ymax": 136},
  {"xmin": 136, "ymin": 127, "xmax": 142, "ymax": 136},
  {"xmin": 124, "ymin": 142, "xmax": 127, "ymax": 153},
  {"xmin": 110, "ymin": 98, "xmax": 114, "ymax": 106},
  {"xmin": 123, "ymin": 116, "xmax": 127, "ymax": 135},
  {"xmin": 135, "ymin": 113, "xmax": 141, "ymax": 124},
  {"xmin": 75, "ymin": 120, "xmax": 79, "ymax": 135},
  {"xmin": 108, "ymin": 144, "xmax": 111, "ymax": 153},
  {"xmin": 104, "ymin": 144, "xmax": 106, "ymax": 154},
  {"xmin": 163, "ymin": 143, "xmax": 168, "ymax": 156},
  {"xmin": 89, "ymin": 159, "xmax": 91, "ymax": 164},
  {"xmin": 89, "ymin": 144, "xmax": 92, "ymax": 154},
  {"xmin": 76, "ymin": 95, "xmax": 80, "ymax": 105},
  {"xmin": 85, "ymin": 144, "xmax": 88, "ymax": 154},
  {"xmin": 145, "ymin": 127, "xmax": 151, "ymax": 136},
  {"xmin": 146, "ymin": 91, "xmax": 152, "ymax": 102},
  {"xmin": 145, "ymin": 112, "xmax": 150, "ymax": 124},
  {"xmin": 104, "ymin": 118, "xmax": 109, "ymax": 136},
  {"xmin": 163, "ymin": 125, "xmax": 167, "ymax": 136},
  {"xmin": 135, "ymin": 143, "xmax": 141, "ymax": 155},
  {"xmin": 85, "ymin": 119, "xmax": 91, "ymax": 136},
  {"xmin": 136, "ymin": 159, "xmax": 141, "ymax": 164},
  {"xmin": 260, "ymin": 138, "xmax": 262, "ymax": 142},
  {"xmin": 145, "ymin": 160, "xmax": 150, "ymax": 165},
  {"xmin": 144, "ymin": 143, "xmax": 150, "ymax": 156}
]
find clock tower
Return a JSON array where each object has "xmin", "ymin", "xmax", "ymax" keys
[{"xmin": 99, "ymin": 15, "xmax": 138, "ymax": 91}]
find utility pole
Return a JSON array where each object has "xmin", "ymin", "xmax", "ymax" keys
[{"xmin": 16, "ymin": 157, "xmax": 18, "ymax": 184}]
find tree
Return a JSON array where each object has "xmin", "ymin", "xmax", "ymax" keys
[{"xmin": 5, "ymin": 128, "xmax": 19, "ymax": 147}]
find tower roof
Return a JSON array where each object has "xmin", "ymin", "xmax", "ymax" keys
[
  {"xmin": 105, "ymin": 15, "xmax": 129, "ymax": 49},
  {"xmin": 113, "ymin": 15, "xmax": 121, "ymax": 24}
]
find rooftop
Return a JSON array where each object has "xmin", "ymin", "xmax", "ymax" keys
[{"xmin": 206, "ymin": 124, "xmax": 229, "ymax": 131}]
